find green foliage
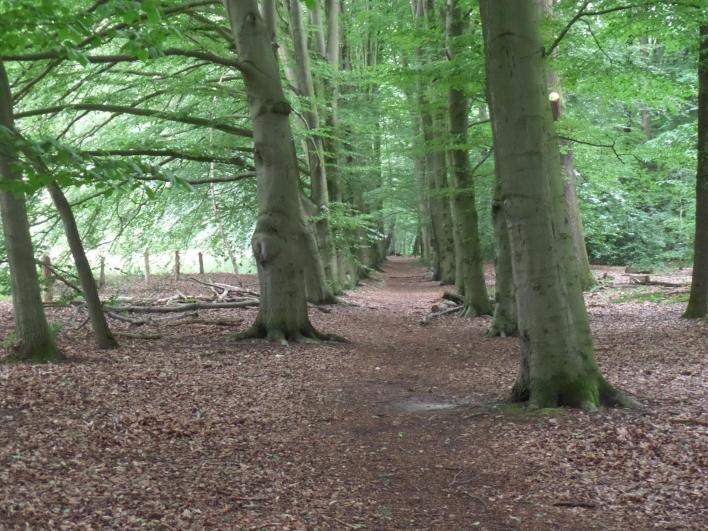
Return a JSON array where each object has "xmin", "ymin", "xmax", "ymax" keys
[{"xmin": 0, "ymin": 0, "xmax": 703, "ymax": 296}]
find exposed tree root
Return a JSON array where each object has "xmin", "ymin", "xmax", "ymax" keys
[
  {"xmin": 459, "ymin": 303, "xmax": 492, "ymax": 319},
  {"xmin": 486, "ymin": 321, "xmax": 518, "ymax": 337},
  {"xmin": 233, "ymin": 322, "xmax": 346, "ymax": 345},
  {"xmin": 511, "ymin": 375, "xmax": 641, "ymax": 411}
]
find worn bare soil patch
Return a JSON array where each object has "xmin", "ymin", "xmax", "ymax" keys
[{"xmin": 0, "ymin": 257, "xmax": 705, "ymax": 529}]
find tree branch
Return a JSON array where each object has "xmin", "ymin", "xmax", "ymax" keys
[
  {"xmin": 133, "ymin": 171, "xmax": 256, "ymax": 185},
  {"xmin": 467, "ymin": 118, "xmax": 491, "ymax": 129},
  {"xmin": 2, "ymin": 48, "xmax": 244, "ymax": 71},
  {"xmin": 546, "ymin": 0, "xmax": 703, "ymax": 57},
  {"xmin": 545, "ymin": 1, "xmax": 592, "ymax": 58},
  {"xmin": 83, "ymin": 149, "xmax": 247, "ymax": 165},
  {"xmin": 558, "ymin": 135, "xmax": 625, "ymax": 163},
  {"xmin": 15, "ymin": 103, "xmax": 253, "ymax": 138}
]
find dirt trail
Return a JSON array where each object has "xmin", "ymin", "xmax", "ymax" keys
[{"xmin": 0, "ymin": 257, "xmax": 705, "ymax": 529}]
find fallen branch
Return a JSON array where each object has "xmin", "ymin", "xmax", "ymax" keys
[
  {"xmin": 626, "ymin": 274, "xmax": 686, "ymax": 287},
  {"xmin": 420, "ymin": 305, "xmax": 462, "ymax": 324},
  {"xmin": 553, "ymin": 501, "xmax": 597, "ymax": 509},
  {"xmin": 105, "ymin": 300, "xmax": 258, "ymax": 313},
  {"xmin": 163, "ymin": 317, "xmax": 243, "ymax": 327},
  {"xmin": 669, "ymin": 418, "xmax": 708, "ymax": 427},
  {"xmin": 106, "ymin": 311, "xmax": 147, "ymax": 326},
  {"xmin": 115, "ymin": 332, "xmax": 162, "ymax": 340}
]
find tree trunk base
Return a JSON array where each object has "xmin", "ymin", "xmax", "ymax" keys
[
  {"xmin": 511, "ymin": 375, "xmax": 640, "ymax": 411},
  {"xmin": 3, "ymin": 341, "xmax": 64, "ymax": 364},
  {"xmin": 681, "ymin": 303, "xmax": 707, "ymax": 319},
  {"xmin": 460, "ymin": 302, "xmax": 493, "ymax": 319},
  {"xmin": 97, "ymin": 334, "xmax": 119, "ymax": 350},
  {"xmin": 233, "ymin": 322, "xmax": 346, "ymax": 345},
  {"xmin": 486, "ymin": 320, "xmax": 518, "ymax": 337}
]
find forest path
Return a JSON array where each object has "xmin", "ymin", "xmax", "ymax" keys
[{"xmin": 0, "ymin": 257, "xmax": 705, "ymax": 529}]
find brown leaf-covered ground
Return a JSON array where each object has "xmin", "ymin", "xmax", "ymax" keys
[{"xmin": 0, "ymin": 257, "xmax": 706, "ymax": 529}]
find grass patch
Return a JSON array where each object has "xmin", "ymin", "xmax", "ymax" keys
[{"xmin": 611, "ymin": 290, "xmax": 690, "ymax": 304}]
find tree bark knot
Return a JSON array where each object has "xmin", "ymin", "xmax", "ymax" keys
[{"xmin": 255, "ymin": 100, "xmax": 292, "ymax": 117}]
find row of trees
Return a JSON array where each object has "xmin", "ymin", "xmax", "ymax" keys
[{"xmin": 0, "ymin": 1, "xmax": 705, "ymax": 408}]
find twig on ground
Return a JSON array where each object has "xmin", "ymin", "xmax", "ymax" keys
[
  {"xmin": 420, "ymin": 305, "xmax": 462, "ymax": 324},
  {"xmin": 553, "ymin": 501, "xmax": 597, "ymax": 508},
  {"xmin": 115, "ymin": 332, "xmax": 162, "ymax": 340}
]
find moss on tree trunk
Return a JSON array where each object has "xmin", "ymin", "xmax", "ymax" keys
[{"xmin": 480, "ymin": 0, "xmax": 635, "ymax": 410}]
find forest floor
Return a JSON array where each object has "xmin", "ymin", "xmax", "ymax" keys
[{"xmin": 0, "ymin": 257, "xmax": 706, "ymax": 530}]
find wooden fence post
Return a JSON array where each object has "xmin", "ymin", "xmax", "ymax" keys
[
  {"xmin": 174, "ymin": 250, "xmax": 180, "ymax": 280},
  {"xmin": 99, "ymin": 256, "xmax": 106, "ymax": 288},
  {"xmin": 198, "ymin": 252, "xmax": 205, "ymax": 275},
  {"xmin": 144, "ymin": 248, "xmax": 151, "ymax": 285},
  {"xmin": 42, "ymin": 255, "xmax": 54, "ymax": 303}
]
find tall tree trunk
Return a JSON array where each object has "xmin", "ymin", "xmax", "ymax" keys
[
  {"xmin": 413, "ymin": 123, "xmax": 433, "ymax": 265},
  {"xmin": 262, "ymin": 0, "xmax": 276, "ymax": 39},
  {"xmin": 323, "ymin": 0, "xmax": 343, "ymax": 207},
  {"xmin": 0, "ymin": 62, "xmax": 61, "ymax": 362},
  {"xmin": 684, "ymin": 24, "xmax": 708, "ymax": 319},
  {"xmin": 561, "ymin": 150, "xmax": 595, "ymax": 289},
  {"xmin": 419, "ymin": 0, "xmax": 456, "ymax": 284},
  {"xmin": 223, "ymin": 0, "xmax": 338, "ymax": 342},
  {"xmin": 487, "ymin": 179, "xmax": 518, "ymax": 337},
  {"xmin": 434, "ymin": 147, "xmax": 456, "ymax": 285},
  {"xmin": 479, "ymin": 0, "xmax": 635, "ymax": 410},
  {"xmin": 47, "ymin": 183, "xmax": 117, "ymax": 349},
  {"xmin": 539, "ymin": 0, "xmax": 595, "ymax": 291},
  {"xmin": 287, "ymin": 0, "xmax": 339, "ymax": 293},
  {"xmin": 446, "ymin": 0, "xmax": 491, "ymax": 317}
]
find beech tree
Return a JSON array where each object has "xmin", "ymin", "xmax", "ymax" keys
[
  {"xmin": 538, "ymin": 0, "xmax": 596, "ymax": 292},
  {"xmin": 47, "ymin": 183, "xmax": 117, "ymax": 349},
  {"xmin": 287, "ymin": 0, "xmax": 339, "ymax": 294},
  {"xmin": 445, "ymin": 0, "xmax": 491, "ymax": 317},
  {"xmin": 0, "ymin": 62, "xmax": 61, "ymax": 362},
  {"xmin": 684, "ymin": 24, "xmax": 707, "ymax": 319},
  {"xmin": 479, "ymin": 0, "xmax": 635, "ymax": 409},
  {"xmin": 223, "ymin": 0, "xmax": 338, "ymax": 342}
]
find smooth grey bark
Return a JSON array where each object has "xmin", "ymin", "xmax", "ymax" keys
[
  {"xmin": 413, "ymin": 0, "xmax": 455, "ymax": 283},
  {"xmin": 487, "ymin": 179, "xmax": 517, "ymax": 337},
  {"xmin": 538, "ymin": 0, "xmax": 595, "ymax": 291},
  {"xmin": 433, "ymin": 144, "xmax": 456, "ymax": 286},
  {"xmin": 0, "ymin": 62, "xmax": 61, "ymax": 362},
  {"xmin": 262, "ymin": 0, "xmax": 277, "ymax": 39},
  {"xmin": 684, "ymin": 24, "xmax": 708, "ymax": 319},
  {"xmin": 413, "ymin": 116, "xmax": 434, "ymax": 265},
  {"xmin": 47, "ymin": 183, "xmax": 117, "ymax": 349},
  {"xmin": 480, "ymin": 0, "xmax": 634, "ymax": 409},
  {"xmin": 560, "ymin": 149, "xmax": 595, "ymax": 290},
  {"xmin": 287, "ymin": 0, "xmax": 339, "ymax": 293},
  {"xmin": 446, "ymin": 0, "xmax": 492, "ymax": 317},
  {"xmin": 310, "ymin": 2, "xmax": 327, "ymax": 59},
  {"xmin": 223, "ymin": 0, "xmax": 338, "ymax": 342}
]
